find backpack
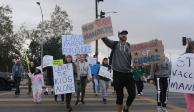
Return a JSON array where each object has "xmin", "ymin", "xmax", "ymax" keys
[{"xmin": 109, "ymin": 41, "xmax": 131, "ymax": 65}]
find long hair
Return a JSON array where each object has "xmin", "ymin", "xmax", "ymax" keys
[
  {"xmin": 102, "ymin": 58, "xmax": 108, "ymax": 65},
  {"xmin": 185, "ymin": 41, "xmax": 194, "ymax": 53},
  {"xmin": 64, "ymin": 55, "xmax": 73, "ymax": 64},
  {"xmin": 34, "ymin": 68, "xmax": 41, "ymax": 75}
]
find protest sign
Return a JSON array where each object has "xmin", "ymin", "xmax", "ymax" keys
[
  {"xmin": 98, "ymin": 66, "xmax": 113, "ymax": 80},
  {"xmin": 53, "ymin": 64, "xmax": 75, "ymax": 95},
  {"xmin": 62, "ymin": 35, "xmax": 92, "ymax": 55},
  {"xmin": 53, "ymin": 59, "xmax": 64, "ymax": 65},
  {"xmin": 43, "ymin": 55, "xmax": 53, "ymax": 68},
  {"xmin": 82, "ymin": 16, "xmax": 113, "ymax": 43},
  {"xmin": 169, "ymin": 53, "xmax": 194, "ymax": 94},
  {"xmin": 131, "ymin": 39, "xmax": 164, "ymax": 66},
  {"xmin": 87, "ymin": 57, "xmax": 97, "ymax": 66}
]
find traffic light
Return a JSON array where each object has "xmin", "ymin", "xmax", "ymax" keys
[
  {"xmin": 100, "ymin": 11, "xmax": 105, "ymax": 18},
  {"xmin": 182, "ymin": 37, "xmax": 187, "ymax": 46}
]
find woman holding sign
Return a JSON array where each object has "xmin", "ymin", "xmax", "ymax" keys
[
  {"xmin": 185, "ymin": 41, "xmax": 194, "ymax": 112},
  {"xmin": 98, "ymin": 58, "xmax": 111, "ymax": 104},
  {"xmin": 64, "ymin": 55, "xmax": 77, "ymax": 112}
]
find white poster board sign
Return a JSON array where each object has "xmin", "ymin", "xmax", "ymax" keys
[
  {"xmin": 98, "ymin": 66, "xmax": 113, "ymax": 80},
  {"xmin": 62, "ymin": 35, "xmax": 92, "ymax": 55},
  {"xmin": 87, "ymin": 57, "xmax": 97, "ymax": 66},
  {"xmin": 82, "ymin": 16, "xmax": 113, "ymax": 43},
  {"xmin": 169, "ymin": 53, "xmax": 194, "ymax": 94},
  {"xmin": 53, "ymin": 64, "xmax": 75, "ymax": 95},
  {"xmin": 43, "ymin": 55, "xmax": 53, "ymax": 68}
]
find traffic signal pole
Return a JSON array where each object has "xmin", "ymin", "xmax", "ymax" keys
[{"xmin": 95, "ymin": 0, "xmax": 99, "ymax": 61}]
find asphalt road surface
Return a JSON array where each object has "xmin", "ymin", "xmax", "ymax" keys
[{"xmin": 0, "ymin": 83, "xmax": 186, "ymax": 112}]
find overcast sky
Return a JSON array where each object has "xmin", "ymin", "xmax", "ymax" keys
[{"xmin": 1, "ymin": 0, "xmax": 194, "ymax": 59}]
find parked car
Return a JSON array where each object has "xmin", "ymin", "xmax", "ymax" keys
[{"xmin": 0, "ymin": 72, "xmax": 15, "ymax": 91}]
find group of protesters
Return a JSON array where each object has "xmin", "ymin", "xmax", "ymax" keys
[{"xmin": 11, "ymin": 30, "xmax": 194, "ymax": 112}]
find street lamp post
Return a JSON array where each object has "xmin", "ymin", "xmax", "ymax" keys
[{"xmin": 36, "ymin": 2, "xmax": 44, "ymax": 71}]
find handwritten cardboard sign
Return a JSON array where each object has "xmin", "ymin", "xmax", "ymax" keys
[
  {"xmin": 131, "ymin": 39, "xmax": 164, "ymax": 66},
  {"xmin": 62, "ymin": 35, "xmax": 92, "ymax": 55},
  {"xmin": 98, "ymin": 66, "xmax": 113, "ymax": 80},
  {"xmin": 43, "ymin": 55, "xmax": 53, "ymax": 68},
  {"xmin": 82, "ymin": 16, "xmax": 113, "ymax": 43},
  {"xmin": 169, "ymin": 53, "xmax": 194, "ymax": 94},
  {"xmin": 53, "ymin": 64, "xmax": 75, "ymax": 95}
]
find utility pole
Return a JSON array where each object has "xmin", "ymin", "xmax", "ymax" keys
[{"xmin": 95, "ymin": 0, "xmax": 103, "ymax": 62}]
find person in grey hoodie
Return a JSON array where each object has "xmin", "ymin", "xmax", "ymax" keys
[
  {"xmin": 150, "ymin": 56, "xmax": 171, "ymax": 112},
  {"xmin": 101, "ymin": 30, "xmax": 136, "ymax": 112},
  {"xmin": 12, "ymin": 59, "xmax": 23, "ymax": 95}
]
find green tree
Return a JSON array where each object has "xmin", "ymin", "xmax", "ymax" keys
[
  {"xmin": 29, "ymin": 5, "xmax": 73, "ymax": 64},
  {"xmin": 0, "ymin": 5, "xmax": 20, "ymax": 72}
]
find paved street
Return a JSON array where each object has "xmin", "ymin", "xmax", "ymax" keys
[{"xmin": 0, "ymin": 83, "xmax": 186, "ymax": 112}]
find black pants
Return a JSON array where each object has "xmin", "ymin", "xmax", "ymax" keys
[
  {"xmin": 66, "ymin": 93, "xmax": 72, "ymax": 107},
  {"xmin": 14, "ymin": 77, "xmax": 21, "ymax": 95},
  {"xmin": 28, "ymin": 77, "xmax": 32, "ymax": 93},
  {"xmin": 76, "ymin": 76, "xmax": 87, "ymax": 101},
  {"xmin": 55, "ymin": 94, "xmax": 64, "ymax": 102},
  {"xmin": 113, "ymin": 71, "xmax": 136, "ymax": 106},
  {"xmin": 154, "ymin": 77, "xmax": 169, "ymax": 107},
  {"xmin": 135, "ymin": 81, "xmax": 144, "ymax": 94},
  {"xmin": 92, "ymin": 75, "xmax": 96, "ymax": 93},
  {"xmin": 55, "ymin": 93, "xmax": 72, "ymax": 106}
]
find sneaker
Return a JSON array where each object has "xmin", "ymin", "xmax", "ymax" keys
[
  {"xmin": 123, "ymin": 106, "xmax": 129, "ymax": 112},
  {"xmin": 162, "ymin": 107, "xmax": 168, "ymax": 112},
  {"xmin": 156, "ymin": 106, "xmax": 163, "ymax": 112},
  {"xmin": 140, "ymin": 92, "xmax": 143, "ymax": 95},
  {"xmin": 66, "ymin": 105, "xmax": 70, "ymax": 109},
  {"xmin": 75, "ymin": 100, "xmax": 79, "ymax": 105},
  {"xmin": 68, "ymin": 107, "xmax": 73, "ymax": 112},
  {"xmin": 103, "ymin": 98, "xmax": 107, "ymax": 104},
  {"xmin": 81, "ymin": 100, "xmax": 85, "ymax": 104},
  {"xmin": 137, "ymin": 94, "xmax": 141, "ymax": 96}
]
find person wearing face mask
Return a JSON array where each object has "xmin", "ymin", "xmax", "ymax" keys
[{"xmin": 101, "ymin": 30, "xmax": 136, "ymax": 112}]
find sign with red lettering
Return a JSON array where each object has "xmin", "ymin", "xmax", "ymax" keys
[
  {"xmin": 82, "ymin": 17, "xmax": 113, "ymax": 43},
  {"xmin": 169, "ymin": 53, "xmax": 194, "ymax": 94},
  {"xmin": 131, "ymin": 39, "xmax": 164, "ymax": 66}
]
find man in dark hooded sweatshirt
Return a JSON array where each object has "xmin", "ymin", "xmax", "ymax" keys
[{"xmin": 101, "ymin": 30, "xmax": 136, "ymax": 112}]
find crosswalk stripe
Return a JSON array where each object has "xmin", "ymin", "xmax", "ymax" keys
[
  {"xmin": 142, "ymin": 96, "xmax": 186, "ymax": 112},
  {"xmin": 0, "ymin": 86, "xmax": 186, "ymax": 112},
  {"xmin": 0, "ymin": 97, "xmax": 145, "ymax": 102}
]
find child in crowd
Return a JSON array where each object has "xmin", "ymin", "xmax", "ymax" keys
[
  {"xmin": 131, "ymin": 66, "xmax": 145, "ymax": 96},
  {"xmin": 28, "ymin": 68, "xmax": 45, "ymax": 104}
]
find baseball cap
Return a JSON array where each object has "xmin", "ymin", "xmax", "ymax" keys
[{"xmin": 119, "ymin": 30, "xmax": 128, "ymax": 35}]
